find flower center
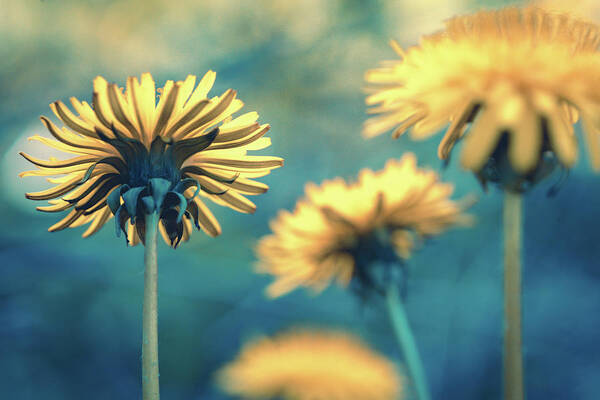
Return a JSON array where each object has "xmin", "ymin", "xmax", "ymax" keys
[
  {"xmin": 347, "ymin": 227, "xmax": 406, "ymax": 298},
  {"xmin": 476, "ymin": 131, "xmax": 561, "ymax": 193},
  {"xmin": 127, "ymin": 149, "xmax": 181, "ymax": 190}
]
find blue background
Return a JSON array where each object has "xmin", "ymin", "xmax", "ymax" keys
[{"xmin": 1, "ymin": 0, "xmax": 599, "ymax": 399}]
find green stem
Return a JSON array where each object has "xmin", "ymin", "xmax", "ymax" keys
[
  {"xmin": 386, "ymin": 284, "xmax": 431, "ymax": 400},
  {"xmin": 142, "ymin": 212, "xmax": 160, "ymax": 400},
  {"xmin": 503, "ymin": 191, "xmax": 524, "ymax": 400}
]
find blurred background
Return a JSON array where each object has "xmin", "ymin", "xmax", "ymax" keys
[{"xmin": 2, "ymin": 0, "xmax": 599, "ymax": 399}]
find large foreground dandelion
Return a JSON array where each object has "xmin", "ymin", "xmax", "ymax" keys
[
  {"xmin": 257, "ymin": 153, "xmax": 471, "ymax": 400},
  {"xmin": 21, "ymin": 71, "xmax": 282, "ymax": 247},
  {"xmin": 20, "ymin": 72, "xmax": 282, "ymax": 400},
  {"xmin": 217, "ymin": 330, "xmax": 403, "ymax": 400},
  {"xmin": 364, "ymin": 7, "xmax": 600, "ymax": 400},
  {"xmin": 365, "ymin": 7, "xmax": 600, "ymax": 192}
]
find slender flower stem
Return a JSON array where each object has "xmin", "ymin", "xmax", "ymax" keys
[
  {"xmin": 143, "ymin": 212, "xmax": 160, "ymax": 400},
  {"xmin": 386, "ymin": 284, "xmax": 431, "ymax": 400},
  {"xmin": 503, "ymin": 191, "xmax": 524, "ymax": 400}
]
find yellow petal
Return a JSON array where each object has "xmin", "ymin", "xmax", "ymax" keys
[
  {"xmin": 545, "ymin": 109, "xmax": 578, "ymax": 167},
  {"xmin": 508, "ymin": 109, "xmax": 540, "ymax": 173},
  {"xmin": 82, "ymin": 207, "xmax": 112, "ymax": 238},
  {"xmin": 185, "ymin": 70, "xmax": 216, "ymax": 109},
  {"xmin": 460, "ymin": 108, "xmax": 504, "ymax": 171},
  {"xmin": 193, "ymin": 198, "xmax": 222, "ymax": 237}
]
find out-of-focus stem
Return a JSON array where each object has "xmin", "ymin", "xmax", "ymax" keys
[
  {"xmin": 386, "ymin": 284, "xmax": 431, "ymax": 400},
  {"xmin": 504, "ymin": 191, "xmax": 524, "ymax": 400}
]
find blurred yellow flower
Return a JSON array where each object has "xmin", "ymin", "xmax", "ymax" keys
[
  {"xmin": 256, "ymin": 153, "xmax": 471, "ymax": 298},
  {"xmin": 365, "ymin": 7, "xmax": 600, "ymax": 190},
  {"xmin": 20, "ymin": 71, "xmax": 283, "ymax": 247},
  {"xmin": 217, "ymin": 330, "xmax": 403, "ymax": 400}
]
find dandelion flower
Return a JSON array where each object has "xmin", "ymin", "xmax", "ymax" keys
[
  {"xmin": 365, "ymin": 7, "xmax": 600, "ymax": 191},
  {"xmin": 257, "ymin": 153, "xmax": 471, "ymax": 298},
  {"xmin": 217, "ymin": 330, "xmax": 403, "ymax": 400},
  {"xmin": 20, "ymin": 71, "xmax": 283, "ymax": 247}
]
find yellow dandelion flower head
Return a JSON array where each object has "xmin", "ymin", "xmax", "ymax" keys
[
  {"xmin": 20, "ymin": 72, "xmax": 283, "ymax": 248},
  {"xmin": 256, "ymin": 153, "xmax": 472, "ymax": 298},
  {"xmin": 365, "ymin": 6, "xmax": 600, "ymax": 192},
  {"xmin": 217, "ymin": 330, "xmax": 403, "ymax": 400}
]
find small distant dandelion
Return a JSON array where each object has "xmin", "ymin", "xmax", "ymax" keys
[
  {"xmin": 257, "ymin": 153, "xmax": 471, "ymax": 298},
  {"xmin": 256, "ymin": 154, "xmax": 469, "ymax": 400},
  {"xmin": 20, "ymin": 71, "xmax": 283, "ymax": 247},
  {"xmin": 364, "ymin": 7, "xmax": 600, "ymax": 191},
  {"xmin": 217, "ymin": 330, "xmax": 403, "ymax": 400}
]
